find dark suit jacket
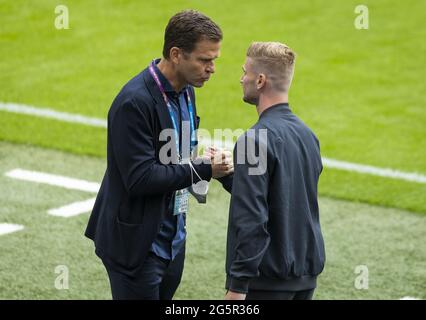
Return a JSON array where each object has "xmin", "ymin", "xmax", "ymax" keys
[{"xmin": 85, "ymin": 67, "xmax": 212, "ymax": 276}]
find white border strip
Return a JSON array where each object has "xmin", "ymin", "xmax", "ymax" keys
[
  {"xmin": 0, "ymin": 102, "xmax": 106, "ymax": 128},
  {"xmin": 2, "ymin": 102, "xmax": 426, "ymax": 184},
  {"xmin": 0, "ymin": 223, "xmax": 24, "ymax": 236},
  {"xmin": 322, "ymin": 158, "xmax": 426, "ymax": 184},
  {"xmin": 48, "ymin": 197, "xmax": 96, "ymax": 217},
  {"xmin": 5, "ymin": 168, "xmax": 100, "ymax": 193}
]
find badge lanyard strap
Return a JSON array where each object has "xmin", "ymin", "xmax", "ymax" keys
[
  {"xmin": 188, "ymin": 159, "xmax": 203, "ymax": 185},
  {"xmin": 148, "ymin": 61, "xmax": 196, "ymax": 160}
]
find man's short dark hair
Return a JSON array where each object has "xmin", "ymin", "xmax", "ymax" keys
[{"xmin": 163, "ymin": 10, "xmax": 223, "ymax": 59}]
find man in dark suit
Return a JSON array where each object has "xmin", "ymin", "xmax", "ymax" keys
[
  {"xmin": 212, "ymin": 42, "xmax": 326, "ymax": 300},
  {"xmin": 85, "ymin": 10, "xmax": 232, "ymax": 300}
]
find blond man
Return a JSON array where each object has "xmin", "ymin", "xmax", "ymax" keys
[{"xmin": 217, "ymin": 42, "xmax": 326, "ymax": 300}]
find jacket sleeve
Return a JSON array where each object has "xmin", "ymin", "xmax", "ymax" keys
[
  {"xmin": 227, "ymin": 132, "xmax": 272, "ymax": 293},
  {"xmin": 217, "ymin": 174, "xmax": 233, "ymax": 193},
  {"xmin": 110, "ymin": 99, "xmax": 212, "ymax": 196}
]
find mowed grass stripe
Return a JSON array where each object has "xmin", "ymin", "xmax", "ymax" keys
[
  {"xmin": 2, "ymin": 102, "xmax": 426, "ymax": 185},
  {"xmin": 0, "ymin": 142, "xmax": 424, "ymax": 299}
]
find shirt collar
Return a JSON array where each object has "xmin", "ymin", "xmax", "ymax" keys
[{"xmin": 152, "ymin": 58, "xmax": 187, "ymax": 94}]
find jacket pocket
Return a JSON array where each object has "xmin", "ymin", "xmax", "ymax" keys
[
  {"xmin": 118, "ymin": 197, "xmax": 145, "ymax": 224},
  {"xmin": 113, "ymin": 216, "xmax": 146, "ymax": 269}
]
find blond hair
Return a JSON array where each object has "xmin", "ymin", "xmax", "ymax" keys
[{"xmin": 246, "ymin": 42, "xmax": 296, "ymax": 92}]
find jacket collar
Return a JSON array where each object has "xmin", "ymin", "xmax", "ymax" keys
[{"xmin": 260, "ymin": 103, "xmax": 291, "ymax": 118}]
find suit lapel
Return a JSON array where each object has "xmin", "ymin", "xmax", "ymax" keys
[{"xmin": 142, "ymin": 68, "xmax": 174, "ymax": 131}]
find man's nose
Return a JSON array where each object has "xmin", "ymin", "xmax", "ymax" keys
[{"xmin": 206, "ymin": 62, "xmax": 215, "ymax": 74}]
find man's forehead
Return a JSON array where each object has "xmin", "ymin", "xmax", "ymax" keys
[
  {"xmin": 192, "ymin": 40, "xmax": 221, "ymax": 57},
  {"xmin": 244, "ymin": 57, "xmax": 254, "ymax": 69}
]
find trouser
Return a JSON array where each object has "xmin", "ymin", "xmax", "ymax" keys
[
  {"xmin": 103, "ymin": 247, "xmax": 185, "ymax": 300},
  {"xmin": 246, "ymin": 288, "xmax": 315, "ymax": 300}
]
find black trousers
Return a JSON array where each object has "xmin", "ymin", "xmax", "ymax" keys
[
  {"xmin": 103, "ymin": 248, "xmax": 185, "ymax": 300},
  {"xmin": 246, "ymin": 288, "xmax": 315, "ymax": 300}
]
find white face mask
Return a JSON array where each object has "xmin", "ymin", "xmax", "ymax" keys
[{"xmin": 188, "ymin": 161, "xmax": 209, "ymax": 203}]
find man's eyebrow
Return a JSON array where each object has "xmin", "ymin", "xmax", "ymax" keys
[{"xmin": 199, "ymin": 56, "xmax": 217, "ymax": 61}]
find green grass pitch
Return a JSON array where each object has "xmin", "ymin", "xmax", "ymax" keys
[{"xmin": 0, "ymin": 0, "xmax": 425, "ymax": 299}]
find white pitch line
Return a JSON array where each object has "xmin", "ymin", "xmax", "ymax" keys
[
  {"xmin": 48, "ymin": 197, "xmax": 96, "ymax": 217},
  {"xmin": 0, "ymin": 223, "xmax": 24, "ymax": 236},
  {"xmin": 400, "ymin": 296, "xmax": 420, "ymax": 300},
  {"xmin": 198, "ymin": 138, "xmax": 426, "ymax": 184},
  {"xmin": 322, "ymin": 158, "xmax": 426, "ymax": 184},
  {"xmin": 5, "ymin": 168, "xmax": 100, "ymax": 193},
  {"xmin": 1, "ymin": 102, "xmax": 426, "ymax": 184},
  {"xmin": 0, "ymin": 102, "xmax": 106, "ymax": 128}
]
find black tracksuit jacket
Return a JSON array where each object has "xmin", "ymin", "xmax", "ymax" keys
[{"xmin": 219, "ymin": 103, "xmax": 326, "ymax": 293}]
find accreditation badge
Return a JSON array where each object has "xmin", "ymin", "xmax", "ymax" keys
[{"xmin": 173, "ymin": 188, "xmax": 189, "ymax": 215}]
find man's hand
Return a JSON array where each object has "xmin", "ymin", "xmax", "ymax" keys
[
  {"xmin": 224, "ymin": 290, "xmax": 246, "ymax": 300},
  {"xmin": 205, "ymin": 146, "xmax": 234, "ymax": 179}
]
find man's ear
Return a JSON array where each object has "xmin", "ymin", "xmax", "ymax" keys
[
  {"xmin": 169, "ymin": 47, "xmax": 181, "ymax": 64},
  {"xmin": 257, "ymin": 74, "xmax": 266, "ymax": 90}
]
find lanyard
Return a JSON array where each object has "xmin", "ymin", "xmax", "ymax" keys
[{"xmin": 148, "ymin": 60, "xmax": 196, "ymax": 159}]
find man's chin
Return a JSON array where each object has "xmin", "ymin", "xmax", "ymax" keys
[
  {"xmin": 190, "ymin": 81, "xmax": 205, "ymax": 88},
  {"xmin": 243, "ymin": 95, "xmax": 257, "ymax": 105}
]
